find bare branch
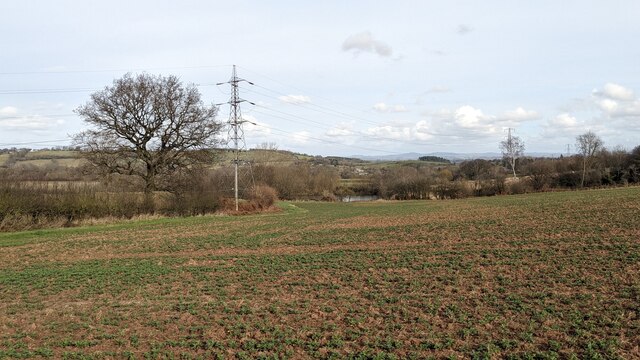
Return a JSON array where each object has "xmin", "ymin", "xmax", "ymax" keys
[
  {"xmin": 500, "ymin": 135, "xmax": 525, "ymax": 178},
  {"xmin": 74, "ymin": 73, "xmax": 222, "ymax": 192},
  {"xmin": 576, "ymin": 131, "xmax": 604, "ymax": 187}
]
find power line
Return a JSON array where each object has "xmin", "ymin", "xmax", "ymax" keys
[
  {"xmin": 0, "ymin": 113, "xmax": 75, "ymax": 120},
  {"xmin": 241, "ymin": 83, "xmax": 383, "ymax": 128},
  {"xmin": 1, "ymin": 103, "xmax": 430, "ymax": 151},
  {"xmin": 0, "ymin": 83, "xmax": 221, "ymax": 96},
  {"xmin": 252, "ymin": 104, "xmax": 464, "ymax": 148},
  {"xmin": 240, "ymin": 85, "xmax": 425, "ymax": 147},
  {"xmin": 236, "ymin": 65, "xmax": 377, "ymax": 118},
  {"xmin": 248, "ymin": 117, "xmax": 400, "ymax": 155},
  {"xmin": 235, "ymin": 66, "xmax": 488, "ymax": 144},
  {"xmin": 0, "ymin": 65, "xmax": 404, "ymax": 140},
  {"xmin": 0, "ymin": 139, "xmax": 71, "ymax": 147},
  {"xmin": 0, "ymin": 64, "xmax": 232, "ymax": 76},
  {"xmin": 253, "ymin": 106, "xmax": 331, "ymax": 130},
  {"xmin": 0, "ymin": 63, "xmax": 460, "ymax": 155},
  {"xmin": 0, "ymin": 88, "xmax": 95, "ymax": 95}
]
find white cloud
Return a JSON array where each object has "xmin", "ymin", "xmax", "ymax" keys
[
  {"xmin": 453, "ymin": 105, "xmax": 494, "ymax": 131},
  {"xmin": 540, "ymin": 113, "xmax": 592, "ymax": 139},
  {"xmin": 0, "ymin": 114, "xmax": 64, "ymax": 130},
  {"xmin": 242, "ymin": 115, "xmax": 272, "ymax": 139},
  {"xmin": 372, "ymin": 103, "xmax": 387, "ymax": 112},
  {"xmin": 364, "ymin": 120, "xmax": 433, "ymax": 142},
  {"xmin": 424, "ymin": 105, "xmax": 537, "ymax": 138},
  {"xmin": 541, "ymin": 84, "xmax": 640, "ymax": 141},
  {"xmin": 424, "ymin": 105, "xmax": 530, "ymax": 139},
  {"xmin": 0, "ymin": 106, "xmax": 18, "ymax": 116},
  {"xmin": 596, "ymin": 98, "xmax": 618, "ymax": 113},
  {"xmin": 0, "ymin": 106, "xmax": 73, "ymax": 134},
  {"xmin": 596, "ymin": 83, "xmax": 635, "ymax": 101},
  {"xmin": 550, "ymin": 113, "xmax": 578, "ymax": 128},
  {"xmin": 366, "ymin": 125, "xmax": 411, "ymax": 140},
  {"xmin": 326, "ymin": 123, "xmax": 354, "ymax": 137},
  {"xmin": 532, "ymin": 84, "xmax": 639, "ymax": 145},
  {"xmin": 592, "ymin": 83, "xmax": 640, "ymax": 118},
  {"xmin": 342, "ymin": 31, "xmax": 393, "ymax": 57},
  {"xmin": 605, "ymin": 99, "xmax": 640, "ymax": 118},
  {"xmin": 500, "ymin": 107, "xmax": 540, "ymax": 122},
  {"xmin": 278, "ymin": 95, "xmax": 311, "ymax": 104},
  {"xmin": 372, "ymin": 102, "xmax": 407, "ymax": 113},
  {"xmin": 414, "ymin": 120, "xmax": 432, "ymax": 140}
]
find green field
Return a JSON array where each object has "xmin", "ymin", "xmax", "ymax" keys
[
  {"xmin": 0, "ymin": 151, "xmax": 84, "ymax": 169},
  {"xmin": 1, "ymin": 188, "xmax": 639, "ymax": 359},
  {"xmin": 23, "ymin": 151, "xmax": 80, "ymax": 160}
]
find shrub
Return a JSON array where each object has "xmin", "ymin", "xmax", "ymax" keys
[
  {"xmin": 433, "ymin": 180, "xmax": 470, "ymax": 199},
  {"xmin": 249, "ymin": 184, "xmax": 278, "ymax": 209},
  {"xmin": 321, "ymin": 190, "xmax": 337, "ymax": 202},
  {"xmin": 526, "ymin": 160, "xmax": 554, "ymax": 191},
  {"xmin": 554, "ymin": 172, "xmax": 581, "ymax": 189},
  {"xmin": 474, "ymin": 179, "xmax": 504, "ymax": 197},
  {"xmin": 507, "ymin": 179, "xmax": 531, "ymax": 195}
]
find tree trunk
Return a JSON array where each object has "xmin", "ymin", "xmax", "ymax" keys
[
  {"xmin": 581, "ymin": 157, "xmax": 587, "ymax": 188},
  {"xmin": 145, "ymin": 163, "xmax": 156, "ymax": 193}
]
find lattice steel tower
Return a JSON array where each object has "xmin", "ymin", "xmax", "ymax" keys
[{"xmin": 217, "ymin": 65, "xmax": 254, "ymax": 211}]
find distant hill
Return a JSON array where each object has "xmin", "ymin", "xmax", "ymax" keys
[
  {"xmin": 2, "ymin": 148, "xmax": 564, "ymax": 170},
  {"xmin": 352, "ymin": 152, "xmax": 561, "ymax": 162},
  {"xmin": 351, "ymin": 152, "xmax": 423, "ymax": 161}
]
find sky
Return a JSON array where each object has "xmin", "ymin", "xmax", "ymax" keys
[{"xmin": 1, "ymin": 0, "xmax": 639, "ymax": 157}]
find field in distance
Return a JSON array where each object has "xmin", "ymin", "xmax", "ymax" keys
[{"xmin": 1, "ymin": 187, "xmax": 639, "ymax": 359}]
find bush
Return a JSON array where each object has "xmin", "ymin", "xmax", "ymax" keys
[
  {"xmin": 474, "ymin": 179, "xmax": 504, "ymax": 197},
  {"xmin": 219, "ymin": 198, "xmax": 255, "ymax": 213},
  {"xmin": 507, "ymin": 179, "xmax": 531, "ymax": 195},
  {"xmin": 321, "ymin": 190, "xmax": 337, "ymax": 202},
  {"xmin": 249, "ymin": 184, "xmax": 278, "ymax": 209},
  {"xmin": 526, "ymin": 160, "xmax": 554, "ymax": 191},
  {"xmin": 165, "ymin": 170, "xmax": 221, "ymax": 216},
  {"xmin": 433, "ymin": 180, "xmax": 470, "ymax": 199},
  {"xmin": 583, "ymin": 169, "xmax": 603, "ymax": 187},
  {"xmin": 554, "ymin": 172, "xmax": 581, "ymax": 189},
  {"xmin": 218, "ymin": 185, "xmax": 278, "ymax": 214}
]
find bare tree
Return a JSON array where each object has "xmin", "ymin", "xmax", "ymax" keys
[
  {"xmin": 256, "ymin": 142, "xmax": 279, "ymax": 151},
  {"xmin": 74, "ymin": 73, "xmax": 221, "ymax": 192},
  {"xmin": 525, "ymin": 159, "xmax": 554, "ymax": 191},
  {"xmin": 500, "ymin": 133, "xmax": 525, "ymax": 178},
  {"xmin": 576, "ymin": 131, "xmax": 604, "ymax": 187},
  {"xmin": 458, "ymin": 159, "xmax": 495, "ymax": 181},
  {"xmin": 629, "ymin": 145, "xmax": 640, "ymax": 183}
]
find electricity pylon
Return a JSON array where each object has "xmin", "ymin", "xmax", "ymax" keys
[{"xmin": 217, "ymin": 65, "xmax": 255, "ymax": 211}]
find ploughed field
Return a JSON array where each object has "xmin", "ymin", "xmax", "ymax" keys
[{"xmin": 1, "ymin": 188, "xmax": 639, "ymax": 359}]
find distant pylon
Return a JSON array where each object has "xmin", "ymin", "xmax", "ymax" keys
[{"xmin": 217, "ymin": 65, "xmax": 255, "ymax": 211}]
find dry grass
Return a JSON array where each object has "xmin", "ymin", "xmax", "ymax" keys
[{"xmin": 0, "ymin": 154, "xmax": 9, "ymax": 167}]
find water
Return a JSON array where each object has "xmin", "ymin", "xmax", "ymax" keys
[{"xmin": 340, "ymin": 195, "xmax": 379, "ymax": 202}]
